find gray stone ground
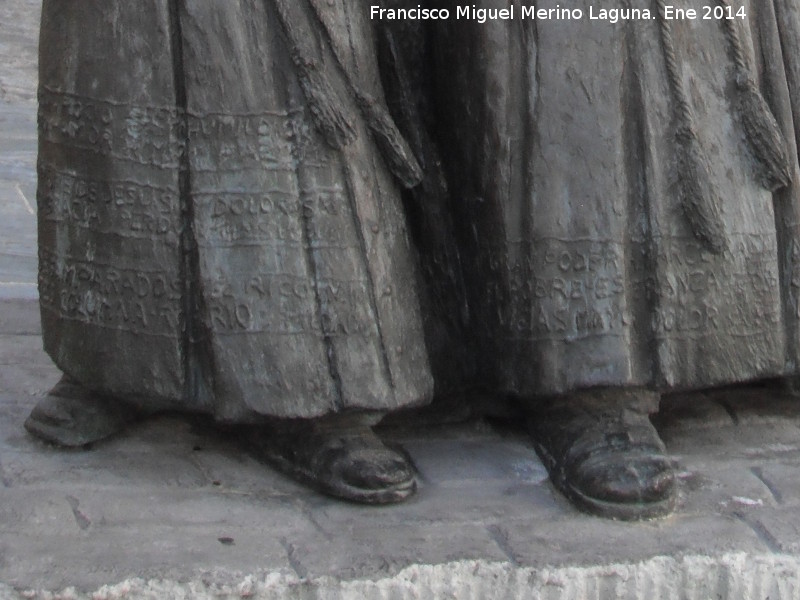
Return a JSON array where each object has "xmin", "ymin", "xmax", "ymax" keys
[
  {"xmin": 3, "ymin": 2, "xmax": 800, "ymax": 598},
  {"xmin": 0, "ymin": 0, "xmax": 37, "ymax": 301}
]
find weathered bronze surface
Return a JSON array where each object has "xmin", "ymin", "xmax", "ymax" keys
[
  {"xmin": 429, "ymin": 0, "xmax": 800, "ymax": 396},
  {"xmin": 36, "ymin": 0, "xmax": 432, "ymax": 419},
  {"xmin": 417, "ymin": 0, "xmax": 800, "ymax": 518},
  {"xmin": 33, "ymin": 0, "xmax": 800, "ymax": 515},
  {"xmin": 32, "ymin": 0, "xmax": 432, "ymax": 503}
]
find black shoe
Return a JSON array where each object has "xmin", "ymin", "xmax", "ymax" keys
[
  {"xmin": 25, "ymin": 376, "xmax": 140, "ymax": 447},
  {"xmin": 245, "ymin": 413, "xmax": 417, "ymax": 505},
  {"xmin": 527, "ymin": 388, "xmax": 676, "ymax": 521}
]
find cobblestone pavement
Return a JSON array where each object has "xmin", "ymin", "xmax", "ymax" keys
[
  {"xmin": 3, "ymin": 3, "xmax": 800, "ymax": 598},
  {"xmin": 4, "ymin": 300, "xmax": 800, "ymax": 598},
  {"xmin": 0, "ymin": 0, "xmax": 38, "ymax": 301}
]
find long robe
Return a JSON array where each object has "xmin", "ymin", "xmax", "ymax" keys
[
  {"xmin": 432, "ymin": 0, "xmax": 800, "ymax": 396},
  {"xmin": 36, "ymin": 0, "xmax": 432, "ymax": 420}
]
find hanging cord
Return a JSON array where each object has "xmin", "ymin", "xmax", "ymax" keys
[
  {"xmin": 654, "ymin": 0, "xmax": 727, "ymax": 254},
  {"xmin": 717, "ymin": 0, "xmax": 791, "ymax": 191},
  {"xmin": 272, "ymin": 0, "xmax": 422, "ymax": 188},
  {"xmin": 269, "ymin": 0, "xmax": 357, "ymax": 151}
]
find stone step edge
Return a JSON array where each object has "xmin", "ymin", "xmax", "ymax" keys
[{"xmin": 6, "ymin": 551, "xmax": 799, "ymax": 599}]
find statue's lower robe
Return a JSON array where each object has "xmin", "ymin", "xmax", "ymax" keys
[
  {"xmin": 433, "ymin": 0, "xmax": 800, "ymax": 396},
  {"xmin": 36, "ymin": 0, "xmax": 432, "ymax": 420}
]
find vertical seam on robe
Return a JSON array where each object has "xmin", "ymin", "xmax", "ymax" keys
[
  {"xmin": 305, "ymin": 0, "xmax": 398, "ymax": 396},
  {"xmin": 167, "ymin": 0, "xmax": 197, "ymax": 404},
  {"xmin": 297, "ymin": 173, "xmax": 346, "ymax": 412},
  {"xmin": 519, "ymin": 6, "xmax": 537, "ymax": 383},
  {"xmin": 636, "ymin": 10, "xmax": 666, "ymax": 386},
  {"xmin": 621, "ymin": 11, "xmax": 655, "ymax": 386},
  {"xmin": 263, "ymin": 0, "xmax": 346, "ymax": 412}
]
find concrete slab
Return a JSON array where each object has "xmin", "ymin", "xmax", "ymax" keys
[
  {"xmin": 0, "ymin": 0, "xmax": 38, "ymax": 302},
  {"xmin": 0, "ymin": 299, "xmax": 40, "ymax": 335},
  {"xmin": 751, "ymin": 462, "xmax": 800, "ymax": 506},
  {"xmin": 750, "ymin": 507, "xmax": 800, "ymax": 554}
]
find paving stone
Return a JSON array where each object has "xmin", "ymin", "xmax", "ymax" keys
[
  {"xmin": 97, "ymin": 414, "xmax": 217, "ymax": 453},
  {"xmin": 0, "ymin": 429, "xmax": 40, "ymax": 462},
  {"xmin": 51, "ymin": 488, "xmax": 313, "ymax": 534},
  {"xmin": 708, "ymin": 385, "xmax": 800, "ymax": 426},
  {"xmin": 307, "ymin": 478, "xmax": 564, "ymax": 531},
  {"xmin": 0, "ymin": 486, "xmax": 312, "ymax": 591},
  {"xmin": 733, "ymin": 426, "xmax": 800, "ymax": 461},
  {"xmin": 654, "ymin": 390, "xmax": 735, "ymax": 431},
  {"xmin": 0, "ymin": 254, "xmax": 37, "ymax": 289},
  {"xmin": 185, "ymin": 434, "xmax": 317, "ymax": 498},
  {"xmin": 0, "ymin": 334, "xmax": 50, "ymax": 366},
  {"xmin": 0, "ymin": 363, "xmax": 62, "ymax": 398},
  {"xmin": 662, "ymin": 418, "xmax": 800, "ymax": 459},
  {"xmin": 673, "ymin": 457, "xmax": 778, "ymax": 516},
  {"xmin": 749, "ymin": 462, "xmax": 800, "ymax": 507},
  {"xmin": 0, "ymin": 0, "xmax": 39, "ymax": 104},
  {"xmin": 290, "ymin": 521, "xmax": 510, "ymax": 581},
  {"xmin": 0, "ymin": 179, "xmax": 36, "ymax": 237},
  {"xmin": 0, "ymin": 300, "xmax": 40, "ymax": 334},
  {"xmin": 0, "ymin": 282, "xmax": 37, "ymax": 301},
  {"xmin": 749, "ymin": 507, "xmax": 800, "ymax": 554},
  {"xmin": 0, "ymin": 487, "xmax": 80, "ymax": 535},
  {"xmin": 0, "ymin": 395, "xmax": 54, "ymax": 453},
  {"xmin": 1, "ymin": 412, "xmax": 322, "ymax": 496},
  {"xmin": 404, "ymin": 435, "xmax": 548, "ymax": 485},
  {"xmin": 0, "ymin": 445, "xmax": 209, "ymax": 489},
  {"xmin": 496, "ymin": 514, "xmax": 770, "ymax": 570},
  {"xmin": 0, "ymin": 391, "xmax": 39, "ymax": 415},
  {"xmin": 0, "ymin": 525, "xmax": 295, "ymax": 593},
  {"xmin": 0, "ymin": 0, "xmax": 39, "ymax": 304}
]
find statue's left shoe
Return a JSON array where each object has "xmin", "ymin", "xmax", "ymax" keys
[
  {"xmin": 527, "ymin": 388, "xmax": 676, "ymax": 521},
  {"xmin": 244, "ymin": 412, "xmax": 417, "ymax": 505},
  {"xmin": 25, "ymin": 375, "xmax": 142, "ymax": 447}
]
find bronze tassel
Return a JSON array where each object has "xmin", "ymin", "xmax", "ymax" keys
[
  {"xmin": 676, "ymin": 127, "xmax": 728, "ymax": 254},
  {"xmin": 272, "ymin": 0, "xmax": 357, "ymax": 150},
  {"xmin": 355, "ymin": 91, "xmax": 424, "ymax": 189},
  {"xmin": 655, "ymin": 0, "xmax": 727, "ymax": 254},
  {"xmin": 273, "ymin": 0, "xmax": 422, "ymax": 188},
  {"xmin": 718, "ymin": 0, "xmax": 791, "ymax": 191}
]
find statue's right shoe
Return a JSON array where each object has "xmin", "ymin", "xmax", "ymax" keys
[
  {"xmin": 245, "ymin": 413, "xmax": 418, "ymax": 505},
  {"xmin": 527, "ymin": 388, "xmax": 677, "ymax": 521},
  {"xmin": 25, "ymin": 375, "xmax": 140, "ymax": 447}
]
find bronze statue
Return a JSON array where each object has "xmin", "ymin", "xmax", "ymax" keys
[
  {"xmin": 423, "ymin": 0, "xmax": 800, "ymax": 519},
  {"xmin": 32, "ymin": 0, "xmax": 800, "ymax": 520},
  {"xmin": 29, "ymin": 0, "xmax": 433, "ymax": 504}
]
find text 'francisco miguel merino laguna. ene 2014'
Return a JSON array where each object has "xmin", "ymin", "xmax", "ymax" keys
[{"xmin": 369, "ymin": 4, "xmax": 748, "ymax": 23}]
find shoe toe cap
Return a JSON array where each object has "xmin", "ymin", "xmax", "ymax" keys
[
  {"xmin": 339, "ymin": 447, "xmax": 416, "ymax": 491},
  {"xmin": 571, "ymin": 452, "xmax": 676, "ymax": 505}
]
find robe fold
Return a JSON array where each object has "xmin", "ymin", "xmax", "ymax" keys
[
  {"xmin": 432, "ymin": 0, "xmax": 800, "ymax": 396},
  {"xmin": 37, "ymin": 0, "xmax": 432, "ymax": 420}
]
